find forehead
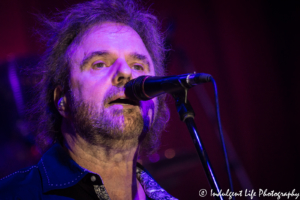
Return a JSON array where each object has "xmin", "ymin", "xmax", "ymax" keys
[{"xmin": 68, "ymin": 22, "xmax": 154, "ymax": 73}]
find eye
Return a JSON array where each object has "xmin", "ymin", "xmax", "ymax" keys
[
  {"xmin": 92, "ymin": 62, "xmax": 106, "ymax": 69},
  {"xmin": 133, "ymin": 64, "xmax": 144, "ymax": 71}
]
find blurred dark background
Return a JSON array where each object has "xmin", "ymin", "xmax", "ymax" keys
[{"xmin": 0, "ymin": 0, "xmax": 299, "ymax": 199}]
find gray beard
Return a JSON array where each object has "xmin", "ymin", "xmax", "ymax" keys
[
  {"xmin": 69, "ymin": 86, "xmax": 170, "ymax": 154},
  {"xmin": 70, "ymin": 88, "xmax": 144, "ymax": 149}
]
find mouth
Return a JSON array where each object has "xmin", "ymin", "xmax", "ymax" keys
[{"xmin": 108, "ymin": 97, "xmax": 140, "ymax": 107}]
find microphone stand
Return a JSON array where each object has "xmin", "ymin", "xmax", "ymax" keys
[{"xmin": 172, "ymin": 90, "xmax": 223, "ymax": 200}]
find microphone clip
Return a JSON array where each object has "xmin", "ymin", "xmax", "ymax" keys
[{"xmin": 172, "ymin": 90, "xmax": 195, "ymax": 122}]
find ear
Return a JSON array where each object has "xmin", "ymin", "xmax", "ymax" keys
[{"xmin": 54, "ymin": 86, "xmax": 70, "ymax": 118}]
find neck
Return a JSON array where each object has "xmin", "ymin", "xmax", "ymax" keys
[{"xmin": 61, "ymin": 119, "xmax": 145, "ymax": 200}]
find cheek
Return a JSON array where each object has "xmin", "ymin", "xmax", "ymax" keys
[{"xmin": 70, "ymin": 73, "xmax": 110, "ymax": 103}]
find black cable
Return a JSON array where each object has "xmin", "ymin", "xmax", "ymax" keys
[{"xmin": 211, "ymin": 77, "xmax": 235, "ymax": 199}]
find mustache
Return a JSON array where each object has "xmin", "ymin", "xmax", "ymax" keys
[
  {"xmin": 103, "ymin": 86, "xmax": 126, "ymax": 105},
  {"xmin": 103, "ymin": 86, "xmax": 141, "ymax": 106}
]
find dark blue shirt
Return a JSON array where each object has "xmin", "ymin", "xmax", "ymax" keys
[{"xmin": 0, "ymin": 143, "xmax": 177, "ymax": 200}]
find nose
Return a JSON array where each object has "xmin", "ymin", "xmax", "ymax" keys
[{"xmin": 112, "ymin": 59, "xmax": 132, "ymax": 86}]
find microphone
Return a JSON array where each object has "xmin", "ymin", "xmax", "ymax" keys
[{"xmin": 125, "ymin": 73, "xmax": 212, "ymax": 101}]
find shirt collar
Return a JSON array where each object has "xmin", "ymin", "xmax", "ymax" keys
[
  {"xmin": 38, "ymin": 143, "xmax": 177, "ymax": 199},
  {"xmin": 136, "ymin": 164, "xmax": 177, "ymax": 200},
  {"xmin": 38, "ymin": 143, "xmax": 89, "ymax": 193}
]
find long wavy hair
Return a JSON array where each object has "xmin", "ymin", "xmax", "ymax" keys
[{"xmin": 29, "ymin": 0, "xmax": 169, "ymax": 153}]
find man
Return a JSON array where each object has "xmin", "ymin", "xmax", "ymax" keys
[{"xmin": 0, "ymin": 0, "xmax": 176, "ymax": 199}]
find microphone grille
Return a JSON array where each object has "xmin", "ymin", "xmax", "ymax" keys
[{"xmin": 125, "ymin": 76, "xmax": 148, "ymax": 101}]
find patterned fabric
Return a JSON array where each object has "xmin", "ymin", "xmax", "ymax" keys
[
  {"xmin": 93, "ymin": 185, "xmax": 111, "ymax": 200},
  {"xmin": 136, "ymin": 167, "xmax": 178, "ymax": 200},
  {"xmin": 91, "ymin": 166, "xmax": 178, "ymax": 200},
  {"xmin": 0, "ymin": 143, "xmax": 178, "ymax": 200}
]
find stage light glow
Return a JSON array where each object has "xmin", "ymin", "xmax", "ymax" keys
[{"xmin": 164, "ymin": 148, "xmax": 175, "ymax": 159}]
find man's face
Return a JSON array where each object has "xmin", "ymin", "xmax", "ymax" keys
[{"xmin": 67, "ymin": 22, "xmax": 157, "ymax": 146}]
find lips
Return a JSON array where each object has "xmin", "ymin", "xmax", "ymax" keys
[{"xmin": 108, "ymin": 96, "xmax": 140, "ymax": 106}]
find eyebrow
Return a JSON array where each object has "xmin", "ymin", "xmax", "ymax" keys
[{"xmin": 80, "ymin": 51, "xmax": 109, "ymax": 70}]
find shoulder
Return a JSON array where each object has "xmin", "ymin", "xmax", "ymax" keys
[{"xmin": 0, "ymin": 165, "xmax": 42, "ymax": 199}]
